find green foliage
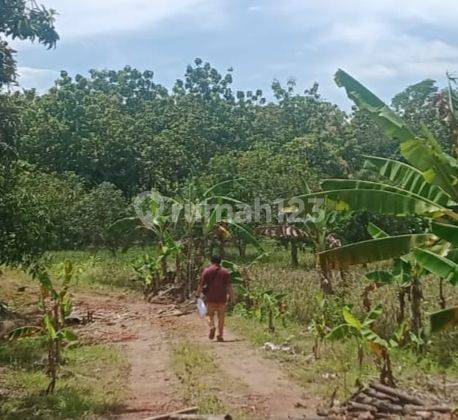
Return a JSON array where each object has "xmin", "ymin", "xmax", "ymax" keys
[
  {"xmin": 9, "ymin": 261, "xmax": 78, "ymax": 393},
  {"xmin": 334, "ymin": 69, "xmax": 414, "ymax": 142},
  {"xmin": 0, "ymin": 0, "xmax": 59, "ymax": 86},
  {"xmin": 234, "ymin": 286, "xmax": 287, "ymax": 332},
  {"xmin": 311, "ymin": 70, "xmax": 458, "ymax": 339},
  {"xmin": 318, "ymin": 234, "xmax": 432, "ymax": 269},
  {"xmin": 428, "ymin": 307, "xmax": 458, "ymax": 333},
  {"xmin": 72, "ymin": 182, "xmax": 129, "ymax": 249},
  {"xmin": 0, "ymin": 340, "xmax": 125, "ymax": 419},
  {"xmin": 392, "ymin": 79, "xmax": 453, "ymax": 153},
  {"xmin": 0, "ymin": 2, "xmax": 59, "ymax": 265},
  {"xmin": 315, "ymin": 71, "xmax": 458, "ymax": 276},
  {"xmin": 327, "ymin": 304, "xmax": 396, "ymax": 385},
  {"xmin": 1, "ymin": 166, "xmax": 130, "ymax": 257}
]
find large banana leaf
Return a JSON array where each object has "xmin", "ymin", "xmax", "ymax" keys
[
  {"xmin": 365, "ymin": 270, "xmax": 395, "ymax": 283},
  {"xmin": 431, "ymin": 222, "xmax": 458, "ymax": 247},
  {"xmin": 413, "ymin": 248, "xmax": 458, "ymax": 286},
  {"xmin": 391, "ymin": 258, "xmax": 413, "ymax": 284},
  {"xmin": 322, "ymin": 179, "xmax": 446, "ymax": 211},
  {"xmin": 429, "ymin": 307, "xmax": 458, "ymax": 333},
  {"xmin": 225, "ymin": 218, "xmax": 264, "ymax": 252},
  {"xmin": 334, "ymin": 69, "xmax": 414, "ymax": 142},
  {"xmin": 318, "ymin": 234, "xmax": 433, "ymax": 269},
  {"xmin": 363, "ymin": 156, "xmax": 453, "ymax": 207},
  {"xmin": 401, "ymin": 138, "xmax": 458, "ymax": 203},
  {"xmin": 343, "ymin": 306, "xmax": 363, "ymax": 330},
  {"xmin": 302, "ymin": 189, "xmax": 445, "ymax": 217}
]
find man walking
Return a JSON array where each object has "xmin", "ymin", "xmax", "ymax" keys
[{"xmin": 197, "ymin": 255, "xmax": 233, "ymax": 342}]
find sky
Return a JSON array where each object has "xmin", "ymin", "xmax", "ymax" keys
[{"xmin": 13, "ymin": 0, "xmax": 458, "ymax": 107}]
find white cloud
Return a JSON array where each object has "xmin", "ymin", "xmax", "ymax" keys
[
  {"xmin": 272, "ymin": 0, "xmax": 458, "ymax": 25},
  {"xmin": 37, "ymin": 0, "xmax": 224, "ymax": 38},
  {"xmin": 266, "ymin": 0, "xmax": 458, "ymax": 85},
  {"xmin": 16, "ymin": 67, "xmax": 59, "ymax": 92},
  {"xmin": 248, "ymin": 5, "xmax": 262, "ymax": 12}
]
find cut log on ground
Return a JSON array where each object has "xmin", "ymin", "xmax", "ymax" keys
[
  {"xmin": 369, "ymin": 382, "xmax": 424, "ymax": 406},
  {"xmin": 317, "ymin": 382, "xmax": 454, "ymax": 419}
]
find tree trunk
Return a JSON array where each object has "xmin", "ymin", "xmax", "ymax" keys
[
  {"xmin": 339, "ymin": 269, "xmax": 348, "ymax": 289},
  {"xmin": 439, "ymin": 278, "xmax": 446, "ymax": 309},
  {"xmin": 290, "ymin": 240, "xmax": 298, "ymax": 267},
  {"xmin": 237, "ymin": 239, "xmax": 246, "ymax": 259},
  {"xmin": 218, "ymin": 240, "xmax": 225, "ymax": 258},
  {"xmin": 268, "ymin": 308, "xmax": 275, "ymax": 332},
  {"xmin": 184, "ymin": 237, "xmax": 194, "ymax": 300},
  {"xmin": 410, "ymin": 276, "xmax": 422, "ymax": 335},
  {"xmin": 397, "ymin": 287, "xmax": 406, "ymax": 323},
  {"xmin": 318, "ymin": 265, "xmax": 334, "ymax": 294}
]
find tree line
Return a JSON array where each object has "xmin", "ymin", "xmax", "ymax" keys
[{"xmin": 0, "ymin": 1, "xmax": 456, "ymax": 265}]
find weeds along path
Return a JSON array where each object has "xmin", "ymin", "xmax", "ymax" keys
[{"xmin": 74, "ymin": 290, "xmax": 320, "ymax": 419}]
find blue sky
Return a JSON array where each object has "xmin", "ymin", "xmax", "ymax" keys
[{"xmin": 13, "ymin": 0, "xmax": 458, "ymax": 107}]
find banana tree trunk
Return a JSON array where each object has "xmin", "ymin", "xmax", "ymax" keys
[
  {"xmin": 184, "ymin": 236, "xmax": 194, "ymax": 300},
  {"xmin": 318, "ymin": 263, "xmax": 334, "ymax": 294},
  {"xmin": 397, "ymin": 287, "xmax": 407, "ymax": 323},
  {"xmin": 410, "ymin": 276, "xmax": 422, "ymax": 334},
  {"xmin": 439, "ymin": 278, "xmax": 446, "ymax": 309},
  {"xmin": 291, "ymin": 240, "xmax": 298, "ymax": 267},
  {"xmin": 316, "ymin": 235, "xmax": 333, "ymax": 294},
  {"xmin": 237, "ymin": 239, "xmax": 246, "ymax": 258}
]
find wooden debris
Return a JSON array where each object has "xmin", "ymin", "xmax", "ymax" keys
[
  {"xmin": 145, "ymin": 409, "xmax": 231, "ymax": 420},
  {"xmin": 370, "ymin": 382, "xmax": 424, "ymax": 406},
  {"xmin": 317, "ymin": 382, "xmax": 454, "ymax": 419},
  {"xmin": 145, "ymin": 406, "xmax": 198, "ymax": 420},
  {"xmin": 170, "ymin": 415, "xmax": 232, "ymax": 420}
]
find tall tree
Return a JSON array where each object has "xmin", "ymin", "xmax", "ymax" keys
[
  {"xmin": 0, "ymin": 0, "xmax": 59, "ymax": 265},
  {"xmin": 0, "ymin": 0, "xmax": 58, "ymax": 86}
]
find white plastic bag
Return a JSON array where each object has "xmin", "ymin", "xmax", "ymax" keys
[{"xmin": 196, "ymin": 298, "xmax": 207, "ymax": 317}]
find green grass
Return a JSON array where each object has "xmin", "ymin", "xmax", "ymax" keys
[
  {"xmin": 171, "ymin": 340, "xmax": 250, "ymax": 418},
  {"xmin": 46, "ymin": 248, "xmax": 147, "ymax": 292},
  {"xmin": 227, "ymin": 311, "xmax": 458, "ymax": 403},
  {"xmin": 0, "ymin": 337, "xmax": 127, "ymax": 419},
  {"xmin": 2, "ymin": 243, "xmax": 457, "ymax": 416}
]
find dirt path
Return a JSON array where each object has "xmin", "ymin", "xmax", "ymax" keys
[
  {"xmin": 73, "ymin": 291, "xmax": 320, "ymax": 419},
  {"xmin": 164, "ymin": 314, "xmax": 318, "ymax": 419}
]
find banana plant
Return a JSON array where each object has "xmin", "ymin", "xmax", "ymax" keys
[
  {"xmin": 300, "ymin": 69, "xmax": 458, "ymax": 332},
  {"xmin": 132, "ymin": 233, "xmax": 183, "ymax": 297},
  {"xmin": 363, "ymin": 260, "xmax": 411, "ymax": 322},
  {"xmin": 119, "ymin": 188, "xmax": 177, "ymax": 278},
  {"xmin": 172, "ymin": 179, "xmax": 262, "ymax": 298},
  {"xmin": 326, "ymin": 304, "xmax": 396, "ymax": 386},
  {"xmin": 362, "ymin": 222, "xmax": 421, "ymax": 328},
  {"xmin": 235, "ymin": 286, "xmax": 287, "ymax": 332},
  {"xmin": 302, "ymin": 206, "xmax": 351, "ymax": 293},
  {"xmin": 9, "ymin": 261, "xmax": 77, "ymax": 394}
]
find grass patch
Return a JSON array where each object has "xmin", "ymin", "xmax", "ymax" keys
[
  {"xmin": 0, "ymin": 338, "xmax": 127, "ymax": 419},
  {"xmin": 171, "ymin": 340, "xmax": 249, "ymax": 418},
  {"xmin": 227, "ymin": 313, "xmax": 458, "ymax": 403},
  {"xmin": 47, "ymin": 249, "xmax": 144, "ymax": 293}
]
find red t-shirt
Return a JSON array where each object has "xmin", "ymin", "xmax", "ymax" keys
[{"xmin": 200, "ymin": 264, "xmax": 231, "ymax": 303}]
